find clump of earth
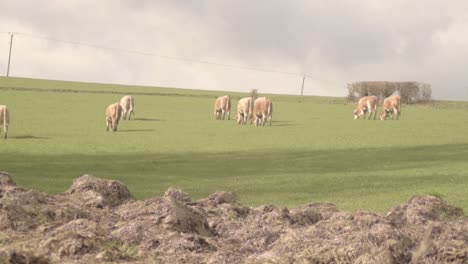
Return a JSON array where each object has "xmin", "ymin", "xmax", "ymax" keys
[{"xmin": 0, "ymin": 171, "xmax": 466, "ymax": 263}]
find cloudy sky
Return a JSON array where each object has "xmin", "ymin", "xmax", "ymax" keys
[{"xmin": 1, "ymin": 0, "xmax": 468, "ymax": 100}]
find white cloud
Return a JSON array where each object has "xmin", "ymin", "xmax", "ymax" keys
[{"xmin": 1, "ymin": 0, "xmax": 468, "ymax": 99}]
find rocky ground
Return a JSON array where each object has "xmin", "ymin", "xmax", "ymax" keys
[{"xmin": 0, "ymin": 171, "xmax": 467, "ymax": 263}]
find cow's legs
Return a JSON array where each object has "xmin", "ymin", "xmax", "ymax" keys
[
  {"xmin": 367, "ymin": 109, "xmax": 373, "ymax": 120},
  {"xmin": 1, "ymin": 124, "xmax": 6, "ymax": 139},
  {"xmin": 394, "ymin": 108, "xmax": 399, "ymax": 120},
  {"xmin": 237, "ymin": 113, "xmax": 242, "ymax": 124},
  {"xmin": 106, "ymin": 119, "xmax": 110, "ymax": 132}
]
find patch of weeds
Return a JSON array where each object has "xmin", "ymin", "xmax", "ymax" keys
[
  {"xmin": 427, "ymin": 192, "xmax": 445, "ymax": 199},
  {"xmin": 103, "ymin": 240, "xmax": 138, "ymax": 259}
]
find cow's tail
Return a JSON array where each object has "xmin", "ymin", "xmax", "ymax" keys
[
  {"xmin": 114, "ymin": 103, "xmax": 121, "ymax": 121},
  {"xmin": 129, "ymin": 96, "xmax": 135, "ymax": 118},
  {"xmin": 267, "ymin": 100, "xmax": 272, "ymax": 115},
  {"xmin": 268, "ymin": 100, "xmax": 272, "ymax": 125},
  {"xmin": 2, "ymin": 107, "xmax": 8, "ymax": 139},
  {"xmin": 227, "ymin": 96, "xmax": 231, "ymax": 113},
  {"xmin": 214, "ymin": 100, "xmax": 218, "ymax": 119}
]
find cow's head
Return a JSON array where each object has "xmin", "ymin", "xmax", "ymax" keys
[
  {"xmin": 379, "ymin": 109, "xmax": 389, "ymax": 120},
  {"xmin": 214, "ymin": 110, "xmax": 222, "ymax": 119},
  {"xmin": 353, "ymin": 109, "xmax": 360, "ymax": 120},
  {"xmin": 354, "ymin": 105, "xmax": 369, "ymax": 120},
  {"xmin": 353, "ymin": 107, "xmax": 364, "ymax": 120}
]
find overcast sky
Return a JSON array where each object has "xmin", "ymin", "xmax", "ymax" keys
[{"xmin": 1, "ymin": 0, "xmax": 468, "ymax": 100}]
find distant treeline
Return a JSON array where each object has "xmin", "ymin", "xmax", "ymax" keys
[{"xmin": 347, "ymin": 81, "xmax": 432, "ymax": 103}]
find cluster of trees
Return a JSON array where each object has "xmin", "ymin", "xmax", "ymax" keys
[{"xmin": 347, "ymin": 81, "xmax": 432, "ymax": 103}]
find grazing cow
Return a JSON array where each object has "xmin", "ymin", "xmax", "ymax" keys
[
  {"xmin": 353, "ymin": 95, "xmax": 378, "ymax": 120},
  {"xmin": 0, "ymin": 105, "xmax": 9, "ymax": 139},
  {"xmin": 252, "ymin": 97, "xmax": 273, "ymax": 126},
  {"xmin": 214, "ymin": 95, "xmax": 231, "ymax": 120},
  {"xmin": 237, "ymin": 97, "xmax": 252, "ymax": 125},
  {"xmin": 105, "ymin": 102, "xmax": 123, "ymax": 132},
  {"xmin": 380, "ymin": 95, "xmax": 401, "ymax": 120},
  {"xmin": 119, "ymin": 95, "xmax": 135, "ymax": 120}
]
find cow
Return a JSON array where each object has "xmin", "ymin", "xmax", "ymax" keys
[
  {"xmin": 0, "ymin": 105, "xmax": 9, "ymax": 139},
  {"xmin": 119, "ymin": 95, "xmax": 135, "ymax": 120},
  {"xmin": 353, "ymin": 95, "xmax": 378, "ymax": 120},
  {"xmin": 252, "ymin": 97, "xmax": 273, "ymax": 126},
  {"xmin": 380, "ymin": 95, "xmax": 401, "ymax": 120},
  {"xmin": 214, "ymin": 95, "xmax": 231, "ymax": 120},
  {"xmin": 236, "ymin": 97, "xmax": 252, "ymax": 125},
  {"xmin": 105, "ymin": 102, "xmax": 123, "ymax": 132}
]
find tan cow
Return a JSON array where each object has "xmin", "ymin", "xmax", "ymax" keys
[
  {"xmin": 119, "ymin": 95, "xmax": 135, "ymax": 120},
  {"xmin": 236, "ymin": 97, "xmax": 252, "ymax": 125},
  {"xmin": 380, "ymin": 95, "xmax": 401, "ymax": 120},
  {"xmin": 252, "ymin": 97, "xmax": 273, "ymax": 126},
  {"xmin": 353, "ymin": 95, "xmax": 378, "ymax": 120},
  {"xmin": 0, "ymin": 105, "xmax": 10, "ymax": 139},
  {"xmin": 214, "ymin": 95, "xmax": 231, "ymax": 120},
  {"xmin": 105, "ymin": 102, "xmax": 123, "ymax": 132}
]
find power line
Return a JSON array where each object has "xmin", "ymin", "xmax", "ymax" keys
[{"xmin": 16, "ymin": 32, "xmax": 306, "ymax": 77}]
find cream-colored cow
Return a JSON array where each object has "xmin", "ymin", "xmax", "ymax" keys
[
  {"xmin": 252, "ymin": 97, "xmax": 273, "ymax": 126},
  {"xmin": 214, "ymin": 95, "xmax": 231, "ymax": 120},
  {"xmin": 380, "ymin": 95, "xmax": 401, "ymax": 120},
  {"xmin": 237, "ymin": 97, "xmax": 252, "ymax": 125},
  {"xmin": 353, "ymin": 95, "xmax": 378, "ymax": 120},
  {"xmin": 105, "ymin": 102, "xmax": 123, "ymax": 132},
  {"xmin": 119, "ymin": 95, "xmax": 135, "ymax": 120},
  {"xmin": 0, "ymin": 105, "xmax": 9, "ymax": 139}
]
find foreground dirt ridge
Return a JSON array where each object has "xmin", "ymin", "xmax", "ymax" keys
[{"xmin": 0, "ymin": 172, "xmax": 467, "ymax": 264}]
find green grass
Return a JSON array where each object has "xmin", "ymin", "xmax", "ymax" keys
[{"xmin": 1, "ymin": 77, "xmax": 467, "ymax": 213}]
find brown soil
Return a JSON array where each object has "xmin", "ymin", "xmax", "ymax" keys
[{"xmin": 0, "ymin": 172, "xmax": 466, "ymax": 263}]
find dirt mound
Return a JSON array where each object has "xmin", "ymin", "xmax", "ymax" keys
[
  {"xmin": 0, "ymin": 171, "xmax": 15, "ymax": 187},
  {"xmin": 386, "ymin": 195, "xmax": 465, "ymax": 226},
  {"xmin": 64, "ymin": 174, "xmax": 133, "ymax": 208},
  {"xmin": 1, "ymin": 173, "xmax": 467, "ymax": 263},
  {"xmin": 0, "ymin": 249, "xmax": 49, "ymax": 264}
]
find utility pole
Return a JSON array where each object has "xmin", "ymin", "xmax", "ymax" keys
[
  {"xmin": 6, "ymin": 32, "xmax": 14, "ymax": 77},
  {"xmin": 300, "ymin": 75, "xmax": 306, "ymax": 96}
]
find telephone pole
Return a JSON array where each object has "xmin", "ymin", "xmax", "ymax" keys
[
  {"xmin": 300, "ymin": 75, "xmax": 306, "ymax": 96},
  {"xmin": 6, "ymin": 32, "xmax": 14, "ymax": 77}
]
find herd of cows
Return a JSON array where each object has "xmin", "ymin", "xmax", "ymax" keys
[
  {"xmin": 0, "ymin": 93, "xmax": 402, "ymax": 140},
  {"xmin": 105, "ymin": 95, "xmax": 135, "ymax": 132},
  {"xmin": 214, "ymin": 95, "xmax": 273, "ymax": 126},
  {"xmin": 353, "ymin": 94, "xmax": 401, "ymax": 120}
]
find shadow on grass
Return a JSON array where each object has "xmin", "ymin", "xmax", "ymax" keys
[
  {"xmin": 133, "ymin": 118, "xmax": 166, "ymax": 122},
  {"xmin": 3, "ymin": 143, "xmax": 467, "ymax": 181},
  {"xmin": 273, "ymin": 122, "xmax": 297, "ymax": 127},
  {"xmin": 117, "ymin": 129, "xmax": 155, "ymax": 132},
  {"xmin": 10, "ymin": 135, "xmax": 50, "ymax": 140}
]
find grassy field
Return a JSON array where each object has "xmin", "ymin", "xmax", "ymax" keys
[{"xmin": 1, "ymin": 77, "xmax": 467, "ymax": 213}]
